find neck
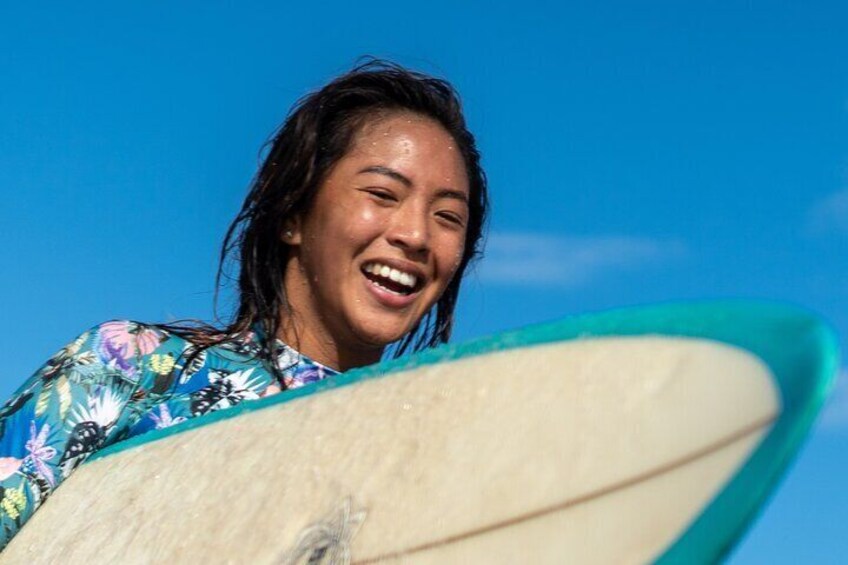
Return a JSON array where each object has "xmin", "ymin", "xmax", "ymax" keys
[{"xmin": 277, "ymin": 315, "xmax": 383, "ymax": 372}]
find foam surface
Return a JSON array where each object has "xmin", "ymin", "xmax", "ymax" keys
[{"xmin": 4, "ymin": 337, "xmax": 778, "ymax": 563}]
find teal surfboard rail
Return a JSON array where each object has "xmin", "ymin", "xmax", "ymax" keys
[
  {"xmin": 649, "ymin": 302, "xmax": 839, "ymax": 564},
  {"xmin": 88, "ymin": 300, "xmax": 840, "ymax": 562}
]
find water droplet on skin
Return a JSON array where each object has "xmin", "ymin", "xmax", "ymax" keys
[{"xmin": 402, "ymin": 403, "xmax": 412, "ymax": 410}]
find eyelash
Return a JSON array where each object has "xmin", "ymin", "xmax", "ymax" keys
[
  {"xmin": 437, "ymin": 211, "xmax": 465, "ymax": 227},
  {"xmin": 364, "ymin": 188, "xmax": 465, "ymax": 227},
  {"xmin": 365, "ymin": 188, "xmax": 397, "ymax": 203}
]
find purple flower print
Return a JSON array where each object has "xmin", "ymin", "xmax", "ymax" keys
[
  {"xmin": 284, "ymin": 366, "xmax": 326, "ymax": 389},
  {"xmin": 97, "ymin": 321, "xmax": 162, "ymax": 377},
  {"xmin": 25, "ymin": 421, "xmax": 57, "ymax": 487}
]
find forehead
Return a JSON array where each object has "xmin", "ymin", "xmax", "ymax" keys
[{"xmin": 345, "ymin": 113, "xmax": 469, "ymax": 188}]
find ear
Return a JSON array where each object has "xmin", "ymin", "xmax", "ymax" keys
[{"xmin": 281, "ymin": 216, "xmax": 303, "ymax": 246}]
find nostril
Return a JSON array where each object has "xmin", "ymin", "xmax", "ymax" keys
[{"xmin": 389, "ymin": 229, "xmax": 429, "ymax": 252}]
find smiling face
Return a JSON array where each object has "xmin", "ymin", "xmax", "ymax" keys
[{"xmin": 281, "ymin": 112, "xmax": 470, "ymax": 370}]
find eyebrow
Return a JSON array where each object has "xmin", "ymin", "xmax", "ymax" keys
[
  {"xmin": 359, "ymin": 165, "xmax": 412, "ymax": 187},
  {"xmin": 358, "ymin": 165, "xmax": 469, "ymax": 204}
]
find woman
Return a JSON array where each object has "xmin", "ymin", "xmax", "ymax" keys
[{"xmin": 0, "ymin": 60, "xmax": 487, "ymax": 548}]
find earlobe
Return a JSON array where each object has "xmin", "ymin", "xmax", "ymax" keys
[{"xmin": 282, "ymin": 217, "xmax": 303, "ymax": 245}]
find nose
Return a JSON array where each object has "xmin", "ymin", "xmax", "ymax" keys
[{"xmin": 386, "ymin": 202, "xmax": 430, "ymax": 258}]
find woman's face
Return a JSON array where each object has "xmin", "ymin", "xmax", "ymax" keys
[{"xmin": 282, "ymin": 113, "xmax": 470, "ymax": 369}]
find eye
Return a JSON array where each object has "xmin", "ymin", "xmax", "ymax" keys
[
  {"xmin": 436, "ymin": 211, "xmax": 466, "ymax": 229},
  {"xmin": 363, "ymin": 188, "xmax": 397, "ymax": 204}
]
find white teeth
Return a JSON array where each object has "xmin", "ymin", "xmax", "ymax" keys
[{"xmin": 364, "ymin": 262, "xmax": 418, "ymax": 289}]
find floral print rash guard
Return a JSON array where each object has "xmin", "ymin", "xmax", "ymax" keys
[{"xmin": 0, "ymin": 321, "xmax": 338, "ymax": 549}]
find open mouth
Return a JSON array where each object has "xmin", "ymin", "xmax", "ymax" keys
[{"xmin": 362, "ymin": 262, "xmax": 422, "ymax": 296}]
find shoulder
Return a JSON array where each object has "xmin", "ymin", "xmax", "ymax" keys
[
  {"xmin": 35, "ymin": 321, "xmax": 173, "ymax": 375},
  {"xmin": 73, "ymin": 322, "xmax": 275, "ymax": 383},
  {"xmin": 62, "ymin": 320, "xmax": 183, "ymax": 378},
  {"xmin": 61, "ymin": 321, "xmax": 274, "ymax": 367},
  {"xmin": 88, "ymin": 320, "xmax": 178, "ymax": 353}
]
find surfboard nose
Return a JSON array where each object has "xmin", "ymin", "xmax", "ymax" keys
[
  {"xmin": 538, "ymin": 300, "xmax": 839, "ymax": 429},
  {"xmin": 613, "ymin": 301, "xmax": 840, "ymax": 564}
]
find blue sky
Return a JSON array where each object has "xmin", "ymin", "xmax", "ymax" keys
[{"xmin": 1, "ymin": 1, "xmax": 846, "ymax": 560}]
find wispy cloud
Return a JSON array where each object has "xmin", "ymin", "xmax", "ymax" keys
[
  {"xmin": 807, "ymin": 189, "xmax": 848, "ymax": 235},
  {"xmin": 820, "ymin": 367, "xmax": 848, "ymax": 431},
  {"xmin": 476, "ymin": 232, "xmax": 686, "ymax": 287}
]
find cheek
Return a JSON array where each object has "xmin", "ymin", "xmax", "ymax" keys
[
  {"xmin": 354, "ymin": 205, "xmax": 379, "ymax": 226},
  {"xmin": 343, "ymin": 206, "xmax": 385, "ymax": 243},
  {"xmin": 436, "ymin": 236, "xmax": 467, "ymax": 283},
  {"xmin": 314, "ymin": 202, "xmax": 377, "ymax": 243}
]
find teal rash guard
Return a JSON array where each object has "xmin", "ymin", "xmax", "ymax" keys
[{"xmin": 0, "ymin": 320, "xmax": 338, "ymax": 549}]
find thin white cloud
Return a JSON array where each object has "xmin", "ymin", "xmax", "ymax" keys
[
  {"xmin": 808, "ymin": 189, "xmax": 848, "ymax": 235},
  {"xmin": 477, "ymin": 232, "xmax": 686, "ymax": 287},
  {"xmin": 820, "ymin": 367, "xmax": 848, "ymax": 431}
]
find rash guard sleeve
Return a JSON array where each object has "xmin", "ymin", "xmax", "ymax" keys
[{"xmin": 0, "ymin": 321, "xmax": 163, "ymax": 549}]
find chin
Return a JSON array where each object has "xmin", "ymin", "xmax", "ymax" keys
[{"xmin": 353, "ymin": 319, "xmax": 417, "ymax": 349}]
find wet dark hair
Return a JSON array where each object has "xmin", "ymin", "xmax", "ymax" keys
[{"xmin": 168, "ymin": 59, "xmax": 488, "ymax": 381}]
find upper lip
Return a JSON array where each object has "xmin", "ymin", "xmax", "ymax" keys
[{"xmin": 361, "ymin": 257, "xmax": 428, "ymax": 287}]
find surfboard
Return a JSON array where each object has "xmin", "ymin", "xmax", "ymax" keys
[{"xmin": 1, "ymin": 301, "xmax": 838, "ymax": 563}]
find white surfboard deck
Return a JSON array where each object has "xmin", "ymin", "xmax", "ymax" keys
[{"xmin": 2, "ymin": 302, "xmax": 837, "ymax": 564}]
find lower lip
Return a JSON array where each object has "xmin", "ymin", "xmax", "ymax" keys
[{"xmin": 363, "ymin": 273, "xmax": 420, "ymax": 309}]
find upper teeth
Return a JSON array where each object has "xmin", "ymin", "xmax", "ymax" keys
[{"xmin": 365, "ymin": 263, "xmax": 418, "ymax": 288}]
